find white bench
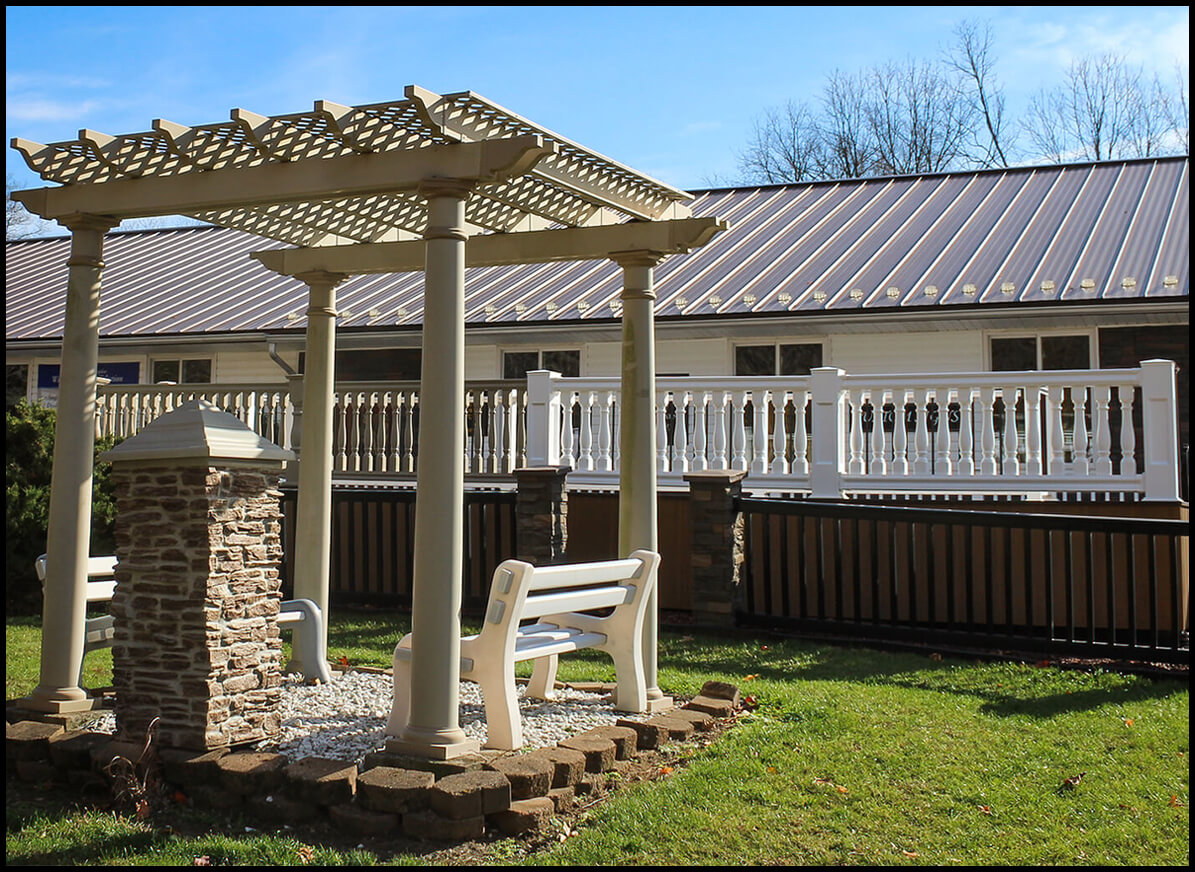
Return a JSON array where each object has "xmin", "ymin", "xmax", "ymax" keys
[
  {"xmin": 35, "ymin": 554, "xmax": 333, "ymax": 687},
  {"xmin": 35, "ymin": 554, "xmax": 117, "ymax": 688},
  {"xmin": 386, "ymin": 549, "xmax": 661, "ymax": 751}
]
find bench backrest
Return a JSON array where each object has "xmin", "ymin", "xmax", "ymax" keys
[
  {"xmin": 480, "ymin": 550, "xmax": 659, "ymax": 649},
  {"xmin": 35, "ymin": 553, "xmax": 119, "ymax": 603}
]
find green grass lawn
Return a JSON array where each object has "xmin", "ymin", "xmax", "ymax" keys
[{"xmin": 6, "ymin": 611, "xmax": 1190, "ymax": 866}]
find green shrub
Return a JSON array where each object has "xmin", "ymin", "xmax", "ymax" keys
[{"xmin": 5, "ymin": 401, "xmax": 115, "ymax": 614}]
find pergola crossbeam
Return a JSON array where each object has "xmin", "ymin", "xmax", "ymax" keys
[
  {"xmin": 13, "ymin": 136, "xmax": 555, "ymax": 222},
  {"xmin": 250, "ymin": 216, "xmax": 727, "ymax": 276}
]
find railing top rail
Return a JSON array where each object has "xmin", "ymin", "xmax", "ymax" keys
[
  {"xmin": 840, "ymin": 367, "xmax": 1147, "ymax": 391},
  {"xmin": 735, "ymin": 495, "xmax": 1189, "ymax": 535}
]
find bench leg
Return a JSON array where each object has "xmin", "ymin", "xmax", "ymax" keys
[
  {"xmin": 607, "ymin": 644, "xmax": 648, "ymax": 713},
  {"xmin": 526, "ymin": 654, "xmax": 559, "ymax": 701},
  {"xmin": 476, "ymin": 671, "xmax": 522, "ymax": 751},
  {"xmin": 385, "ymin": 638, "xmax": 413, "ymax": 738}
]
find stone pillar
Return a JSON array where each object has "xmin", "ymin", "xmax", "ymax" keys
[
  {"xmin": 613, "ymin": 251, "xmax": 670, "ymax": 712},
  {"xmin": 103, "ymin": 400, "xmax": 294, "ymax": 750},
  {"xmin": 684, "ymin": 470, "xmax": 749, "ymax": 627},
  {"xmin": 27, "ymin": 214, "xmax": 118, "ymax": 714},
  {"xmin": 290, "ymin": 271, "xmax": 344, "ymax": 677},
  {"xmin": 514, "ymin": 465, "xmax": 570, "ymax": 565},
  {"xmin": 390, "ymin": 179, "xmax": 480, "ymax": 759}
]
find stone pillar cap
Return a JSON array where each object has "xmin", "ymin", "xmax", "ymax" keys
[{"xmin": 101, "ymin": 399, "xmax": 295, "ymax": 465}]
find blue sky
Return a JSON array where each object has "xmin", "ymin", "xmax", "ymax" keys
[{"xmin": 6, "ymin": 5, "xmax": 1190, "ymax": 196}]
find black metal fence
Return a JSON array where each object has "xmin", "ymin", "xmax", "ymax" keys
[
  {"xmin": 738, "ymin": 497, "xmax": 1190, "ymax": 663},
  {"xmin": 280, "ymin": 486, "xmax": 518, "ymax": 609}
]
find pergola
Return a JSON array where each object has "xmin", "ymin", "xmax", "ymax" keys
[{"xmin": 12, "ymin": 85, "xmax": 725, "ymax": 758}]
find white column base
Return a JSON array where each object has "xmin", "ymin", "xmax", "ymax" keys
[{"xmin": 386, "ymin": 731, "xmax": 481, "ymax": 760}]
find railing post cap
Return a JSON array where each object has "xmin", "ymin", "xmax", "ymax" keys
[{"xmin": 684, "ymin": 470, "xmax": 750, "ymax": 486}]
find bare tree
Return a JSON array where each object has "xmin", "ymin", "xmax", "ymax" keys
[
  {"xmin": 737, "ymin": 99, "xmax": 826, "ymax": 183},
  {"xmin": 6, "ymin": 175, "xmax": 37, "ymax": 240},
  {"xmin": 948, "ymin": 20, "xmax": 1011, "ymax": 167},
  {"xmin": 1023, "ymin": 53, "xmax": 1186, "ymax": 162},
  {"xmin": 818, "ymin": 69, "xmax": 877, "ymax": 179},
  {"xmin": 866, "ymin": 58, "xmax": 974, "ymax": 175}
]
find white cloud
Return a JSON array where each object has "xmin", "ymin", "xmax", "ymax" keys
[{"xmin": 6, "ymin": 97, "xmax": 104, "ymax": 123}]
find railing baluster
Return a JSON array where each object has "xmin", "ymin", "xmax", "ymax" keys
[
  {"xmin": 1092, "ymin": 384, "xmax": 1112, "ymax": 476},
  {"xmin": 1025, "ymin": 385, "xmax": 1044, "ymax": 476},
  {"xmin": 674, "ymin": 391, "xmax": 691, "ymax": 473},
  {"xmin": 694, "ymin": 391, "xmax": 710, "ymax": 471},
  {"xmin": 752, "ymin": 389, "xmax": 769, "ymax": 474},
  {"xmin": 1118, "ymin": 383, "xmax": 1138, "ymax": 475},
  {"xmin": 771, "ymin": 390, "xmax": 788, "ymax": 476},
  {"xmin": 597, "ymin": 391, "xmax": 614, "ymax": 472},
  {"xmin": 1071, "ymin": 386, "xmax": 1090, "ymax": 476},
  {"xmin": 1001, "ymin": 385, "xmax": 1020, "ymax": 477},
  {"xmin": 731, "ymin": 390, "xmax": 748, "ymax": 471},
  {"xmin": 848, "ymin": 389, "xmax": 866, "ymax": 475},
  {"xmin": 657, "ymin": 390, "xmax": 671, "ymax": 472}
]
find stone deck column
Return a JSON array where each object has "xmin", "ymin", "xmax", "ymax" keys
[
  {"xmin": 685, "ymin": 470, "xmax": 749, "ymax": 627},
  {"xmin": 514, "ymin": 465, "xmax": 570, "ymax": 565},
  {"xmin": 27, "ymin": 215, "xmax": 118, "ymax": 714},
  {"xmin": 103, "ymin": 400, "xmax": 293, "ymax": 750}
]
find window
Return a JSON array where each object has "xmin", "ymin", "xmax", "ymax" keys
[
  {"xmin": 152, "ymin": 358, "xmax": 212, "ymax": 384},
  {"xmin": 503, "ymin": 349, "xmax": 580, "ymax": 379},
  {"xmin": 990, "ymin": 334, "xmax": 1090, "ymax": 371},
  {"xmin": 734, "ymin": 343, "xmax": 823, "ymax": 376}
]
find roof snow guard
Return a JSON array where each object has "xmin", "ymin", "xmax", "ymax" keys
[{"xmin": 11, "ymin": 85, "xmax": 694, "ymax": 247}]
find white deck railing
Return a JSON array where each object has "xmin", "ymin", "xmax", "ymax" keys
[
  {"xmin": 95, "ymin": 361, "xmax": 1180, "ymax": 500},
  {"xmin": 529, "ymin": 361, "xmax": 1180, "ymax": 500}
]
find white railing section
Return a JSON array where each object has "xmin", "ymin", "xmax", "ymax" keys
[
  {"xmin": 97, "ymin": 380, "xmax": 530, "ymax": 478},
  {"xmin": 95, "ymin": 384, "xmax": 293, "ymax": 447},
  {"xmin": 528, "ymin": 361, "xmax": 1180, "ymax": 500},
  {"xmin": 94, "ymin": 361, "xmax": 1179, "ymax": 500}
]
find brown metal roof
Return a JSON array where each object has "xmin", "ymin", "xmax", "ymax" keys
[{"xmin": 6, "ymin": 156, "xmax": 1188, "ymax": 342}]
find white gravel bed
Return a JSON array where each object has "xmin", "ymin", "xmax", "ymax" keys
[{"xmin": 85, "ymin": 671, "xmax": 638, "ymax": 762}]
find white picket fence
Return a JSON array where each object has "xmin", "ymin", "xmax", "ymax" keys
[{"xmin": 94, "ymin": 360, "xmax": 1181, "ymax": 500}]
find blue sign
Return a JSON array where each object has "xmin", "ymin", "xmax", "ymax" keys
[{"xmin": 37, "ymin": 362, "xmax": 141, "ymax": 389}]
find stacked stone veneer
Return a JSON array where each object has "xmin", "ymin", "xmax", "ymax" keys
[
  {"xmin": 109, "ymin": 462, "xmax": 287, "ymax": 750},
  {"xmin": 514, "ymin": 465, "xmax": 570, "ymax": 565}
]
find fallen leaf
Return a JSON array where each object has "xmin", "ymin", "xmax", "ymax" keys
[
  {"xmin": 902, "ymin": 851, "xmax": 919, "ymax": 858},
  {"xmin": 1124, "ymin": 718, "xmax": 1134, "ymax": 727},
  {"xmin": 978, "ymin": 805, "xmax": 992, "ymax": 815},
  {"xmin": 1058, "ymin": 772, "xmax": 1086, "ymax": 793},
  {"xmin": 836, "ymin": 785, "xmax": 849, "ymax": 794},
  {"xmin": 1169, "ymin": 795, "xmax": 1183, "ymax": 808},
  {"xmin": 659, "ymin": 765, "xmax": 674, "ymax": 775},
  {"xmin": 297, "ymin": 845, "xmax": 314, "ymax": 864},
  {"xmin": 766, "ymin": 766, "xmax": 778, "ymax": 774},
  {"xmin": 135, "ymin": 799, "xmax": 151, "ymax": 821},
  {"xmin": 193, "ymin": 858, "xmax": 212, "ymax": 867},
  {"xmin": 338, "ymin": 655, "xmax": 350, "ymax": 666},
  {"xmin": 761, "ymin": 645, "xmax": 769, "ymax": 651},
  {"xmin": 744, "ymin": 674, "xmax": 758, "ymax": 681}
]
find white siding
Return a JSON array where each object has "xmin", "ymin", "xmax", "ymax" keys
[
  {"xmin": 213, "ymin": 348, "xmax": 288, "ymax": 384},
  {"xmin": 658, "ymin": 338, "xmax": 729, "ymax": 376},
  {"xmin": 466, "ymin": 345, "xmax": 500, "ymax": 380},
  {"xmin": 829, "ymin": 330, "xmax": 983, "ymax": 374}
]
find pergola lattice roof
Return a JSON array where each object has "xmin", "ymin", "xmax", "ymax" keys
[{"xmin": 12, "ymin": 85, "xmax": 694, "ymax": 248}]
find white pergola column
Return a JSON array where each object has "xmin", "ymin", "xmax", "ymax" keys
[
  {"xmin": 613, "ymin": 251, "xmax": 672, "ymax": 713},
  {"xmin": 289, "ymin": 271, "xmax": 344, "ymax": 676},
  {"xmin": 26, "ymin": 214, "xmax": 117, "ymax": 713},
  {"xmin": 392, "ymin": 179, "xmax": 480, "ymax": 758}
]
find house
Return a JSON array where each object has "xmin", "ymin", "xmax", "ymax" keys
[{"xmin": 8, "ymin": 157, "xmax": 1187, "ymax": 444}]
